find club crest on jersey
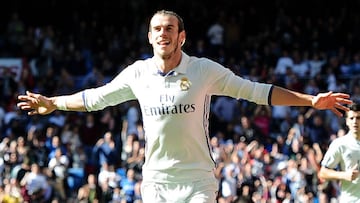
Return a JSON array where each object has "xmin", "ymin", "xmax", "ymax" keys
[{"xmin": 180, "ymin": 77, "xmax": 191, "ymax": 91}]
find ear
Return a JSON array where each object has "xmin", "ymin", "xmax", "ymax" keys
[
  {"xmin": 180, "ymin": 31, "xmax": 186, "ymax": 46},
  {"xmin": 148, "ymin": 31, "xmax": 153, "ymax": 45}
]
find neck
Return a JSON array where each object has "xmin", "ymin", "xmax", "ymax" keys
[
  {"xmin": 355, "ymin": 132, "xmax": 360, "ymax": 141},
  {"xmin": 350, "ymin": 130, "xmax": 360, "ymax": 141},
  {"xmin": 154, "ymin": 51, "xmax": 182, "ymax": 74}
]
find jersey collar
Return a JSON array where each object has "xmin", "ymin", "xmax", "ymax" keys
[
  {"xmin": 151, "ymin": 51, "xmax": 189, "ymax": 76},
  {"xmin": 176, "ymin": 51, "xmax": 190, "ymax": 75}
]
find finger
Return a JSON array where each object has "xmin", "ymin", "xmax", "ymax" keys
[
  {"xmin": 17, "ymin": 103, "xmax": 31, "ymax": 110},
  {"xmin": 18, "ymin": 105, "xmax": 32, "ymax": 110},
  {"xmin": 17, "ymin": 95, "xmax": 25, "ymax": 100},
  {"xmin": 17, "ymin": 99, "xmax": 40, "ymax": 110},
  {"xmin": 335, "ymin": 97, "xmax": 353, "ymax": 105},
  {"xmin": 26, "ymin": 91, "xmax": 41, "ymax": 99},
  {"xmin": 332, "ymin": 92, "xmax": 351, "ymax": 99},
  {"xmin": 24, "ymin": 91, "xmax": 36, "ymax": 99},
  {"xmin": 26, "ymin": 90, "xmax": 33, "ymax": 96},
  {"xmin": 17, "ymin": 95, "xmax": 38, "ymax": 104},
  {"xmin": 330, "ymin": 108, "xmax": 343, "ymax": 117},
  {"xmin": 17, "ymin": 95, "xmax": 32, "ymax": 101},
  {"xmin": 320, "ymin": 91, "xmax": 332, "ymax": 96},
  {"xmin": 24, "ymin": 96, "xmax": 40, "ymax": 105},
  {"xmin": 17, "ymin": 102, "xmax": 26, "ymax": 108},
  {"xmin": 28, "ymin": 110, "xmax": 39, "ymax": 116},
  {"xmin": 352, "ymin": 164, "xmax": 358, "ymax": 170},
  {"xmin": 334, "ymin": 103, "xmax": 350, "ymax": 112}
]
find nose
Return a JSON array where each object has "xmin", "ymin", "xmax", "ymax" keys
[
  {"xmin": 159, "ymin": 28, "xmax": 167, "ymax": 36},
  {"xmin": 350, "ymin": 119, "xmax": 357, "ymax": 125}
]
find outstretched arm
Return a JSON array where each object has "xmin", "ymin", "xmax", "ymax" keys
[
  {"xmin": 318, "ymin": 165, "xmax": 359, "ymax": 182},
  {"xmin": 271, "ymin": 86, "xmax": 352, "ymax": 117},
  {"xmin": 17, "ymin": 91, "xmax": 86, "ymax": 115}
]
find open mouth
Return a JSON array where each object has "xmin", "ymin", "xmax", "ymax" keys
[{"xmin": 158, "ymin": 41, "xmax": 170, "ymax": 46}]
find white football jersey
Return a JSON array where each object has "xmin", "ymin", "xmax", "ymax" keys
[
  {"xmin": 83, "ymin": 52, "xmax": 272, "ymax": 183},
  {"xmin": 321, "ymin": 134, "xmax": 360, "ymax": 202}
]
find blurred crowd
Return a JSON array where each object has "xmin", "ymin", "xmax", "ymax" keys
[{"xmin": 1, "ymin": 0, "xmax": 360, "ymax": 202}]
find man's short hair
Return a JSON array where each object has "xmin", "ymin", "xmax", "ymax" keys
[
  {"xmin": 150, "ymin": 10, "xmax": 185, "ymax": 33},
  {"xmin": 349, "ymin": 103, "xmax": 360, "ymax": 111}
]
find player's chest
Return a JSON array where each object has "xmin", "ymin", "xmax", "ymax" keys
[
  {"xmin": 133, "ymin": 75, "xmax": 203, "ymax": 104},
  {"xmin": 341, "ymin": 143, "xmax": 360, "ymax": 166}
]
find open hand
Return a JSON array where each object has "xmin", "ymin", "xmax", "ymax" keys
[
  {"xmin": 312, "ymin": 92, "xmax": 352, "ymax": 117},
  {"xmin": 17, "ymin": 91, "xmax": 56, "ymax": 115}
]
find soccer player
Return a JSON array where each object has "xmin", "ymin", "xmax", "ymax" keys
[
  {"xmin": 17, "ymin": 10, "xmax": 352, "ymax": 203},
  {"xmin": 318, "ymin": 103, "xmax": 360, "ymax": 202}
]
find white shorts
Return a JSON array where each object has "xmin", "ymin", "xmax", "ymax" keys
[{"xmin": 140, "ymin": 177, "xmax": 219, "ymax": 203}]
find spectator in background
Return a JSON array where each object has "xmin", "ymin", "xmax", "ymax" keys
[
  {"xmin": 77, "ymin": 173, "xmax": 101, "ymax": 203},
  {"xmin": 224, "ymin": 15, "xmax": 242, "ymax": 55},
  {"xmin": 238, "ymin": 115, "xmax": 263, "ymax": 144},
  {"xmin": 120, "ymin": 168, "xmax": 137, "ymax": 203},
  {"xmin": 351, "ymin": 85, "xmax": 360, "ymax": 104},
  {"xmin": 291, "ymin": 114, "xmax": 308, "ymax": 140},
  {"xmin": 274, "ymin": 49, "xmax": 294, "ymax": 82},
  {"xmin": 60, "ymin": 123, "xmax": 82, "ymax": 152},
  {"xmin": 0, "ymin": 101, "xmax": 5, "ymax": 134},
  {"xmin": 285, "ymin": 159, "xmax": 304, "ymax": 200},
  {"xmin": 191, "ymin": 39, "xmax": 208, "ymax": 57},
  {"xmin": 291, "ymin": 50, "xmax": 309, "ymax": 79},
  {"xmin": 307, "ymin": 114, "xmax": 329, "ymax": 145},
  {"xmin": 82, "ymin": 66, "xmax": 106, "ymax": 89},
  {"xmin": 99, "ymin": 179, "xmax": 114, "ymax": 203},
  {"xmin": 298, "ymin": 156, "xmax": 317, "ymax": 197},
  {"xmin": 25, "ymin": 127, "xmax": 47, "ymax": 167},
  {"xmin": 1, "ymin": 177, "xmax": 23, "ymax": 203},
  {"xmin": 111, "ymin": 186, "xmax": 123, "ymax": 203},
  {"xmin": 3, "ymin": 139, "xmax": 22, "ymax": 174},
  {"xmin": 79, "ymin": 113, "xmax": 103, "ymax": 173},
  {"xmin": 97, "ymin": 162, "xmax": 120, "ymax": 189},
  {"xmin": 6, "ymin": 12, "xmax": 25, "ymax": 54},
  {"xmin": 46, "ymin": 132, "xmax": 67, "ymax": 160},
  {"xmin": 125, "ymin": 139, "xmax": 145, "ymax": 180},
  {"xmin": 79, "ymin": 113, "xmax": 103, "ymax": 148},
  {"xmin": 48, "ymin": 110, "xmax": 66, "ymax": 128},
  {"xmin": 351, "ymin": 52, "xmax": 360, "ymax": 75},
  {"xmin": 15, "ymin": 136, "xmax": 28, "ymax": 164},
  {"xmin": 20, "ymin": 163, "xmax": 52, "ymax": 202},
  {"xmin": 308, "ymin": 51, "xmax": 326, "ymax": 78},
  {"xmin": 207, "ymin": 13, "xmax": 225, "ymax": 58},
  {"xmin": 123, "ymin": 100, "xmax": 141, "ymax": 137},
  {"xmin": 93, "ymin": 131, "xmax": 119, "ymax": 168},
  {"xmin": 253, "ymin": 104, "xmax": 272, "ymax": 139},
  {"xmin": 339, "ymin": 55, "xmax": 352, "ymax": 78},
  {"xmin": 57, "ymin": 68, "xmax": 76, "ymax": 94},
  {"xmin": 212, "ymin": 96, "xmax": 240, "ymax": 136},
  {"xmin": 219, "ymin": 164, "xmax": 238, "ymax": 203},
  {"xmin": 48, "ymin": 147, "xmax": 70, "ymax": 200},
  {"xmin": 303, "ymin": 78, "xmax": 320, "ymax": 96}
]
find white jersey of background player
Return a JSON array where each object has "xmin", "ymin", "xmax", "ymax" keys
[{"xmin": 319, "ymin": 103, "xmax": 360, "ymax": 203}]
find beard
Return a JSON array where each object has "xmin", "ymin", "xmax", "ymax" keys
[{"xmin": 156, "ymin": 36, "xmax": 181, "ymax": 60}]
